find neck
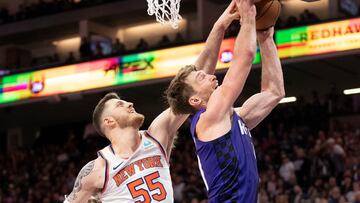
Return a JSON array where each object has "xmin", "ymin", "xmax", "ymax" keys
[{"xmin": 108, "ymin": 127, "xmax": 141, "ymax": 159}]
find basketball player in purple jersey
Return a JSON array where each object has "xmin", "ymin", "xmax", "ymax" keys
[
  {"xmin": 64, "ymin": 2, "xmax": 241, "ymax": 202},
  {"xmin": 166, "ymin": 0, "xmax": 285, "ymax": 201}
]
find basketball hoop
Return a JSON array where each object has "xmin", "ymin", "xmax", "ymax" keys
[{"xmin": 146, "ymin": 0, "xmax": 182, "ymax": 29}]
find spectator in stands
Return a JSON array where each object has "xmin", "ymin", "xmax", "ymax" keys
[
  {"xmin": 289, "ymin": 185, "xmax": 306, "ymax": 203},
  {"xmin": 157, "ymin": 35, "xmax": 171, "ymax": 48},
  {"xmin": 341, "ymin": 175, "xmax": 353, "ymax": 194},
  {"xmin": 174, "ymin": 32, "xmax": 185, "ymax": 44},
  {"xmin": 275, "ymin": 17, "xmax": 286, "ymax": 29},
  {"xmin": 94, "ymin": 42, "xmax": 104, "ymax": 58},
  {"xmin": 279, "ymin": 155, "xmax": 295, "ymax": 183},
  {"xmin": 259, "ymin": 189, "xmax": 269, "ymax": 203},
  {"xmin": 79, "ymin": 37, "xmax": 92, "ymax": 59},
  {"xmin": 136, "ymin": 38, "xmax": 149, "ymax": 51},
  {"xmin": 51, "ymin": 53, "xmax": 60, "ymax": 63},
  {"xmin": 326, "ymin": 137, "xmax": 346, "ymax": 178},
  {"xmin": 112, "ymin": 38, "xmax": 126, "ymax": 55},
  {"xmin": 355, "ymin": 191, "xmax": 360, "ymax": 203},
  {"xmin": 303, "ymin": 9, "xmax": 319, "ymax": 24},
  {"xmin": 0, "ymin": 8, "xmax": 10, "ymax": 24},
  {"xmin": 294, "ymin": 146, "xmax": 311, "ymax": 188},
  {"xmin": 329, "ymin": 186, "xmax": 347, "ymax": 203},
  {"xmin": 286, "ymin": 15, "xmax": 298, "ymax": 27},
  {"xmin": 173, "ymin": 173, "xmax": 186, "ymax": 203},
  {"xmin": 66, "ymin": 52, "xmax": 75, "ymax": 63}
]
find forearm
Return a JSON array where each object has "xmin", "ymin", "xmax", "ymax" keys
[
  {"xmin": 234, "ymin": 20, "xmax": 257, "ymax": 64},
  {"xmin": 259, "ymin": 39, "xmax": 285, "ymax": 97},
  {"xmin": 194, "ymin": 23, "xmax": 226, "ymax": 74},
  {"xmin": 219, "ymin": 20, "xmax": 256, "ymax": 106}
]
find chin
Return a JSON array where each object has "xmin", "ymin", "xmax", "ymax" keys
[{"xmin": 132, "ymin": 113, "xmax": 145, "ymax": 128}]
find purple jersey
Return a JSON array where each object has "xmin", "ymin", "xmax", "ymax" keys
[{"xmin": 190, "ymin": 109, "xmax": 259, "ymax": 203}]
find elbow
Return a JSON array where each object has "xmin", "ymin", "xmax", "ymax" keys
[
  {"xmin": 264, "ymin": 85, "xmax": 285, "ymax": 102},
  {"xmin": 267, "ymin": 88, "xmax": 285, "ymax": 103},
  {"xmin": 240, "ymin": 48, "xmax": 256, "ymax": 62},
  {"xmin": 278, "ymin": 88, "xmax": 286, "ymax": 99},
  {"xmin": 233, "ymin": 46, "xmax": 256, "ymax": 65},
  {"xmin": 275, "ymin": 89, "xmax": 285, "ymax": 102},
  {"xmin": 247, "ymin": 48, "xmax": 257, "ymax": 60}
]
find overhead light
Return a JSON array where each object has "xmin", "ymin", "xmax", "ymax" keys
[
  {"xmin": 279, "ymin": 96, "xmax": 297, "ymax": 104},
  {"xmin": 52, "ymin": 37, "xmax": 80, "ymax": 46},
  {"xmin": 344, "ymin": 88, "xmax": 360, "ymax": 95}
]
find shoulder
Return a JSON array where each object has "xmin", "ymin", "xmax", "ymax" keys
[
  {"xmin": 80, "ymin": 157, "xmax": 106, "ymax": 190},
  {"xmin": 199, "ymin": 107, "xmax": 231, "ymax": 126}
]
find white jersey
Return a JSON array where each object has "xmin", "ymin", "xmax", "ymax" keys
[{"xmin": 97, "ymin": 131, "xmax": 173, "ymax": 203}]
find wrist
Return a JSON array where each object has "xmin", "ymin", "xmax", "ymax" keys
[
  {"xmin": 258, "ymin": 38, "xmax": 275, "ymax": 50},
  {"xmin": 240, "ymin": 19, "xmax": 256, "ymax": 27},
  {"xmin": 258, "ymin": 37, "xmax": 275, "ymax": 45},
  {"xmin": 214, "ymin": 21, "xmax": 227, "ymax": 31}
]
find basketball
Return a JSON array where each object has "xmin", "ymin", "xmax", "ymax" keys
[{"xmin": 255, "ymin": 0, "xmax": 281, "ymax": 30}]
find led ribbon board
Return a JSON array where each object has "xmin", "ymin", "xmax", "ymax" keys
[
  {"xmin": 2, "ymin": 17, "xmax": 360, "ymax": 106},
  {"xmin": 276, "ymin": 17, "xmax": 360, "ymax": 58},
  {"xmin": 0, "ymin": 38, "xmax": 261, "ymax": 105}
]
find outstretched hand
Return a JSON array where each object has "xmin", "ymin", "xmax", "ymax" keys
[{"xmin": 235, "ymin": 0, "xmax": 256, "ymax": 25}]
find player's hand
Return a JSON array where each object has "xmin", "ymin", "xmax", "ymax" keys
[
  {"xmin": 257, "ymin": 27, "xmax": 274, "ymax": 43},
  {"xmin": 235, "ymin": 0, "xmax": 256, "ymax": 25},
  {"xmin": 216, "ymin": 0, "xmax": 240, "ymax": 30}
]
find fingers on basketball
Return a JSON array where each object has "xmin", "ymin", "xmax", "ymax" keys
[{"xmin": 255, "ymin": 0, "xmax": 282, "ymax": 31}]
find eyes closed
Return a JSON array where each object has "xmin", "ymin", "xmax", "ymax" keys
[
  {"xmin": 116, "ymin": 100, "xmax": 125, "ymax": 107},
  {"xmin": 197, "ymin": 72, "xmax": 206, "ymax": 81}
]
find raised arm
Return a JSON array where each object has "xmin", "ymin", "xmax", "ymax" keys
[
  {"xmin": 235, "ymin": 27, "xmax": 285, "ymax": 130},
  {"xmin": 203, "ymin": 0, "xmax": 257, "ymax": 122},
  {"xmin": 64, "ymin": 158, "xmax": 104, "ymax": 203},
  {"xmin": 195, "ymin": 0, "xmax": 239, "ymax": 74},
  {"xmin": 147, "ymin": 1, "xmax": 239, "ymax": 157}
]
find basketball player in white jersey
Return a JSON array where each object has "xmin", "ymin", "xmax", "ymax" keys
[{"xmin": 64, "ymin": 1, "xmax": 240, "ymax": 202}]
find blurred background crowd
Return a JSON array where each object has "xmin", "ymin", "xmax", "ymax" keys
[{"xmin": 1, "ymin": 88, "xmax": 359, "ymax": 203}]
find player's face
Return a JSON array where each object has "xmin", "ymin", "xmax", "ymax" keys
[
  {"xmin": 186, "ymin": 70, "xmax": 218, "ymax": 102},
  {"xmin": 103, "ymin": 98, "xmax": 144, "ymax": 129}
]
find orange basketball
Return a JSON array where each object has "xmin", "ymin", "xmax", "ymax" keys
[{"xmin": 255, "ymin": 0, "xmax": 281, "ymax": 31}]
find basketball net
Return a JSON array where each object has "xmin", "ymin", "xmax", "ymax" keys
[{"xmin": 146, "ymin": 0, "xmax": 182, "ymax": 29}]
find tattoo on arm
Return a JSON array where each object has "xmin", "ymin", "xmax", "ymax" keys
[{"xmin": 66, "ymin": 160, "xmax": 95, "ymax": 201}]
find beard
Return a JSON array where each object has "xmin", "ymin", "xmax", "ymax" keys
[
  {"xmin": 130, "ymin": 113, "xmax": 145, "ymax": 128},
  {"xmin": 117, "ymin": 112, "xmax": 144, "ymax": 129}
]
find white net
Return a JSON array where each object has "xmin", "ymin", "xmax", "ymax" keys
[{"xmin": 147, "ymin": 0, "xmax": 182, "ymax": 29}]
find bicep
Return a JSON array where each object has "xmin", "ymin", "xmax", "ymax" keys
[
  {"xmin": 205, "ymin": 81, "xmax": 247, "ymax": 122},
  {"xmin": 236, "ymin": 91, "xmax": 281, "ymax": 130},
  {"xmin": 206, "ymin": 58, "xmax": 254, "ymax": 118},
  {"xmin": 65, "ymin": 160, "xmax": 99, "ymax": 203}
]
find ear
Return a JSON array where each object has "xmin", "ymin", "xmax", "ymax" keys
[
  {"xmin": 189, "ymin": 95, "xmax": 202, "ymax": 107},
  {"xmin": 103, "ymin": 117, "xmax": 116, "ymax": 128}
]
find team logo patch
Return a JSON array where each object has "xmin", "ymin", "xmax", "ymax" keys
[{"xmin": 144, "ymin": 140, "xmax": 153, "ymax": 148}]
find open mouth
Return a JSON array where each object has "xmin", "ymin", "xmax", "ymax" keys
[{"xmin": 213, "ymin": 78, "xmax": 218, "ymax": 88}]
